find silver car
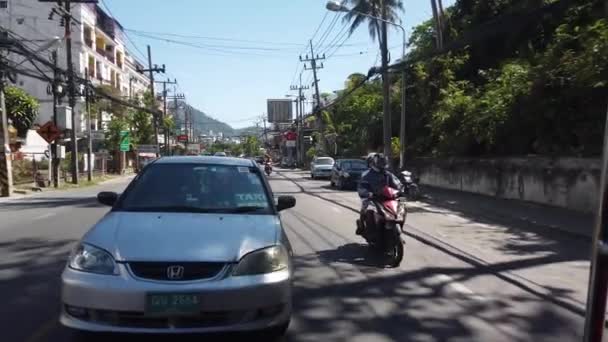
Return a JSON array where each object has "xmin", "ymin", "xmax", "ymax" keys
[
  {"xmin": 310, "ymin": 157, "xmax": 335, "ymax": 179},
  {"xmin": 61, "ymin": 156, "xmax": 296, "ymax": 338}
]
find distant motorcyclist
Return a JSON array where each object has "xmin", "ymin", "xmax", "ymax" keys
[{"xmin": 357, "ymin": 153, "xmax": 402, "ymax": 235}]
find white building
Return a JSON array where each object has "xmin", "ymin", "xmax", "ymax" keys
[{"xmin": 0, "ymin": 0, "xmax": 150, "ymax": 133}]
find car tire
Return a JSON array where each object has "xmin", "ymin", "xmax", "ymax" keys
[
  {"xmin": 337, "ymin": 177, "xmax": 344, "ymax": 190},
  {"xmin": 330, "ymin": 178, "xmax": 335, "ymax": 187},
  {"xmin": 311, "ymin": 173, "xmax": 315, "ymax": 180}
]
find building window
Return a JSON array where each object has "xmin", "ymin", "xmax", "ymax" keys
[{"xmin": 0, "ymin": 1, "xmax": 8, "ymax": 9}]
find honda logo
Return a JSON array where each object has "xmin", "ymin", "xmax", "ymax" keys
[{"xmin": 166, "ymin": 265, "xmax": 185, "ymax": 280}]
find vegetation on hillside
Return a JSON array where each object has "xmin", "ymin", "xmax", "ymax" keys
[{"xmin": 324, "ymin": 0, "xmax": 608, "ymax": 158}]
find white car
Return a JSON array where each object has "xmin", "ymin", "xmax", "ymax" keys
[
  {"xmin": 310, "ymin": 157, "xmax": 335, "ymax": 179},
  {"xmin": 214, "ymin": 152, "xmax": 227, "ymax": 157}
]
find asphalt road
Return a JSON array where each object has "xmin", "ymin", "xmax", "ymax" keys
[{"xmin": 0, "ymin": 171, "xmax": 601, "ymax": 342}]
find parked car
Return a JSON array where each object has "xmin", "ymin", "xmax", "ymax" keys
[
  {"xmin": 330, "ymin": 159, "xmax": 368, "ymax": 190},
  {"xmin": 214, "ymin": 151, "xmax": 227, "ymax": 157},
  {"xmin": 310, "ymin": 157, "xmax": 335, "ymax": 179},
  {"xmin": 61, "ymin": 156, "xmax": 296, "ymax": 338}
]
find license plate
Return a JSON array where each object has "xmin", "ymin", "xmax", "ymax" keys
[{"xmin": 146, "ymin": 293, "xmax": 201, "ymax": 316}]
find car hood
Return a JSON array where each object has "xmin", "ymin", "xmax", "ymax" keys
[
  {"xmin": 83, "ymin": 212, "xmax": 281, "ymax": 262},
  {"xmin": 313, "ymin": 165, "xmax": 333, "ymax": 170}
]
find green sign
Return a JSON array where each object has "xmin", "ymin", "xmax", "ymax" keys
[{"xmin": 120, "ymin": 130, "xmax": 130, "ymax": 152}]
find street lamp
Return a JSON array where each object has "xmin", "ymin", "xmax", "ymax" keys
[{"xmin": 326, "ymin": 0, "xmax": 408, "ymax": 170}]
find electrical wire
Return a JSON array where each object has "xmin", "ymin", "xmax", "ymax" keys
[{"xmin": 314, "ymin": 13, "xmax": 340, "ymax": 52}]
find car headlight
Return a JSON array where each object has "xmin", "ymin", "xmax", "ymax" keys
[
  {"xmin": 232, "ymin": 245, "xmax": 289, "ymax": 276},
  {"xmin": 68, "ymin": 243, "xmax": 118, "ymax": 275},
  {"xmin": 342, "ymin": 171, "xmax": 350, "ymax": 178}
]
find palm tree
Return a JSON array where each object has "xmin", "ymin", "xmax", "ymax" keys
[{"xmin": 342, "ymin": 0, "xmax": 404, "ymax": 160}]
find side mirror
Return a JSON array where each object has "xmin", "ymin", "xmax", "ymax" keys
[
  {"xmin": 98, "ymin": 192, "xmax": 118, "ymax": 206},
  {"xmin": 277, "ymin": 196, "xmax": 296, "ymax": 212}
]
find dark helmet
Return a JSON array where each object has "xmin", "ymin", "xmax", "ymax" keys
[{"xmin": 371, "ymin": 153, "xmax": 388, "ymax": 172}]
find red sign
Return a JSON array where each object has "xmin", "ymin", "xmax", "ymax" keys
[
  {"xmin": 37, "ymin": 121, "xmax": 61, "ymax": 144},
  {"xmin": 177, "ymin": 135, "xmax": 188, "ymax": 142}
]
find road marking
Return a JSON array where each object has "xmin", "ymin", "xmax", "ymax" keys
[
  {"xmin": 25, "ymin": 317, "xmax": 58, "ymax": 342},
  {"xmin": 427, "ymin": 274, "xmax": 485, "ymax": 300},
  {"xmin": 32, "ymin": 213, "xmax": 56, "ymax": 221}
]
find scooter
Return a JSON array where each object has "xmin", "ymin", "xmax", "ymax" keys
[
  {"xmin": 356, "ymin": 186, "xmax": 407, "ymax": 267},
  {"xmin": 264, "ymin": 162, "xmax": 273, "ymax": 176},
  {"xmin": 399, "ymin": 170, "xmax": 421, "ymax": 201}
]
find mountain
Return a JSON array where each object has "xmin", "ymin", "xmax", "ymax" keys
[
  {"xmin": 170, "ymin": 101, "xmax": 235, "ymax": 136},
  {"xmin": 234, "ymin": 126, "xmax": 263, "ymax": 136}
]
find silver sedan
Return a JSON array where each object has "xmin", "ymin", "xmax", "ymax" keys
[{"xmin": 60, "ymin": 156, "xmax": 296, "ymax": 338}]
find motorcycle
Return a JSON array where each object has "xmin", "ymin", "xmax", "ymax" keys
[
  {"xmin": 399, "ymin": 170, "xmax": 421, "ymax": 201},
  {"xmin": 264, "ymin": 162, "xmax": 273, "ymax": 176},
  {"xmin": 356, "ymin": 186, "xmax": 407, "ymax": 267}
]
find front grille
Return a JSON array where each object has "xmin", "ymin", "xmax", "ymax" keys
[
  {"xmin": 128, "ymin": 262, "xmax": 225, "ymax": 281},
  {"xmin": 88, "ymin": 309, "xmax": 248, "ymax": 328}
]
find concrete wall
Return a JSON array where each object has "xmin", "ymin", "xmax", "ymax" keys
[{"xmin": 409, "ymin": 158, "xmax": 602, "ymax": 213}]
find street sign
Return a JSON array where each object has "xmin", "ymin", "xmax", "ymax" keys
[
  {"xmin": 286, "ymin": 140, "xmax": 296, "ymax": 147},
  {"xmin": 90, "ymin": 131, "xmax": 105, "ymax": 140},
  {"xmin": 177, "ymin": 135, "xmax": 188, "ymax": 143},
  {"xmin": 37, "ymin": 121, "xmax": 61, "ymax": 144},
  {"xmin": 137, "ymin": 144, "xmax": 159, "ymax": 154},
  {"xmin": 119, "ymin": 131, "xmax": 130, "ymax": 152}
]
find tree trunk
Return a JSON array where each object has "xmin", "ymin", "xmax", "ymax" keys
[{"xmin": 380, "ymin": 2, "xmax": 391, "ymax": 162}]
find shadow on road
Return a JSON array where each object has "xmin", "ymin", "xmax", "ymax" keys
[
  {"xmin": 0, "ymin": 196, "xmax": 105, "ymax": 211},
  {"xmin": 316, "ymin": 243, "xmax": 387, "ymax": 269},
  {"xmin": 0, "ymin": 238, "xmax": 76, "ymax": 342},
  {"xmin": 291, "ymin": 251, "xmax": 584, "ymax": 341}
]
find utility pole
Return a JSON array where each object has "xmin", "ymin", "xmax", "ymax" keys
[
  {"xmin": 291, "ymin": 79, "xmax": 309, "ymax": 167},
  {"xmin": 41, "ymin": 0, "xmax": 99, "ymax": 185},
  {"xmin": 380, "ymin": 2, "xmax": 392, "ymax": 162},
  {"xmin": 138, "ymin": 45, "xmax": 165, "ymax": 157},
  {"xmin": 155, "ymin": 78, "xmax": 177, "ymax": 155},
  {"xmin": 300, "ymin": 41, "xmax": 325, "ymax": 152},
  {"xmin": 51, "ymin": 50, "xmax": 60, "ymax": 188},
  {"xmin": 85, "ymin": 68, "xmax": 92, "ymax": 181},
  {"xmin": 0, "ymin": 63, "xmax": 13, "ymax": 197},
  {"xmin": 64, "ymin": 1, "xmax": 78, "ymax": 184},
  {"xmin": 262, "ymin": 117, "xmax": 268, "ymax": 146}
]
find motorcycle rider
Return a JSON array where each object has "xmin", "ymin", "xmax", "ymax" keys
[{"xmin": 357, "ymin": 153, "xmax": 403, "ymax": 235}]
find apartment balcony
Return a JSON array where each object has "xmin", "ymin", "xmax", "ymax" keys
[{"xmin": 85, "ymin": 38, "xmax": 94, "ymax": 49}]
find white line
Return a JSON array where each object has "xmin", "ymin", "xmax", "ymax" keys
[{"xmin": 32, "ymin": 213, "xmax": 56, "ymax": 221}]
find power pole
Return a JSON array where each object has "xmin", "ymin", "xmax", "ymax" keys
[
  {"xmin": 291, "ymin": 80, "xmax": 309, "ymax": 167},
  {"xmin": 138, "ymin": 45, "xmax": 165, "ymax": 157},
  {"xmin": 85, "ymin": 68, "xmax": 92, "ymax": 181},
  {"xmin": 167, "ymin": 91, "xmax": 184, "ymax": 155},
  {"xmin": 155, "ymin": 78, "xmax": 177, "ymax": 155},
  {"xmin": 51, "ymin": 50, "xmax": 60, "ymax": 188},
  {"xmin": 380, "ymin": 2, "xmax": 392, "ymax": 162},
  {"xmin": 300, "ymin": 41, "xmax": 325, "ymax": 151},
  {"xmin": 64, "ymin": 1, "xmax": 78, "ymax": 184},
  {"xmin": 0, "ymin": 63, "xmax": 13, "ymax": 197}
]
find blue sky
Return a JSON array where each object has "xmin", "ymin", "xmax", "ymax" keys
[{"xmin": 104, "ymin": 0, "xmax": 454, "ymax": 128}]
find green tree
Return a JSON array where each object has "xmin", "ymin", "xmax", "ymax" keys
[{"xmin": 4, "ymin": 86, "xmax": 39, "ymax": 138}]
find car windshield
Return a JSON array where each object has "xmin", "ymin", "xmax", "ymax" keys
[
  {"xmin": 118, "ymin": 163, "xmax": 271, "ymax": 214},
  {"xmin": 315, "ymin": 158, "xmax": 334, "ymax": 165},
  {"xmin": 342, "ymin": 161, "xmax": 367, "ymax": 170}
]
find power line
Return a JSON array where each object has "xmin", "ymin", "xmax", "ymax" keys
[
  {"xmin": 314, "ymin": 13, "xmax": 340, "ymax": 51},
  {"xmin": 125, "ymin": 28, "xmax": 306, "ymax": 47},
  {"xmin": 310, "ymin": 12, "xmax": 330, "ymax": 43}
]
